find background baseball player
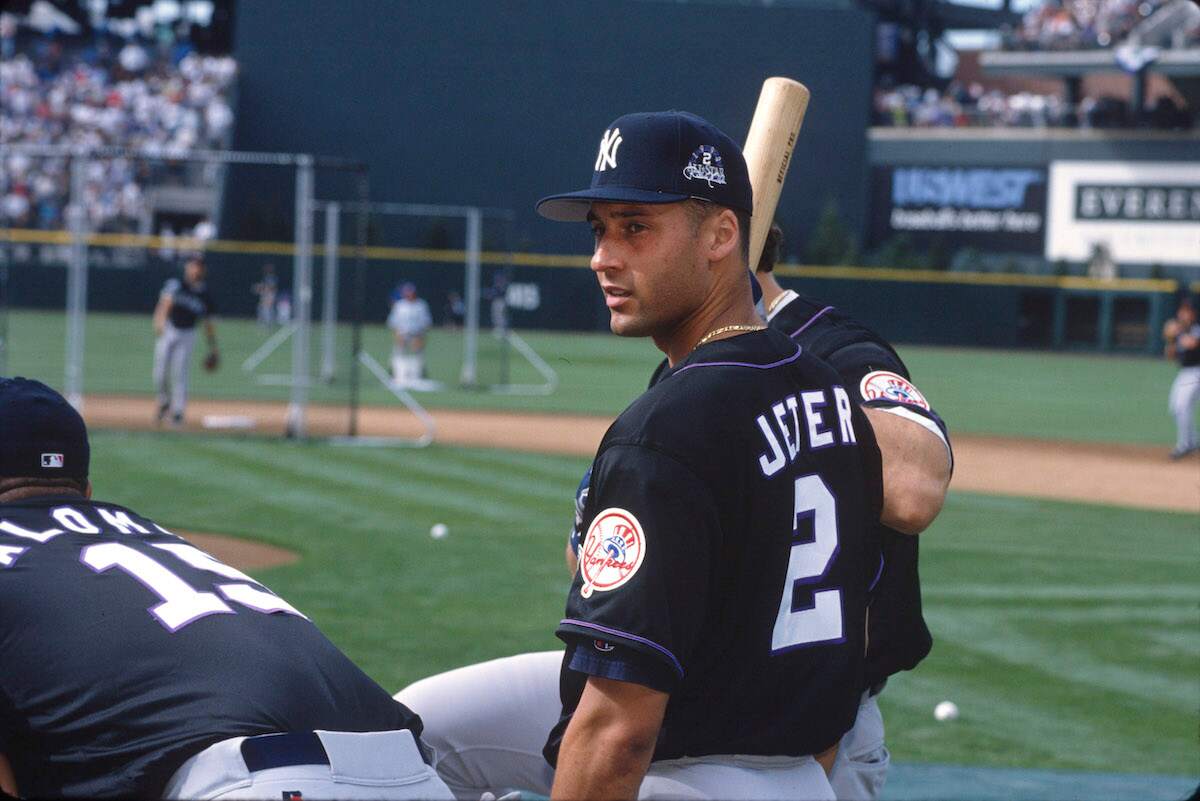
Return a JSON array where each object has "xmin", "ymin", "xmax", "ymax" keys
[
  {"xmin": 387, "ymin": 281, "xmax": 433, "ymax": 387},
  {"xmin": 1163, "ymin": 294, "xmax": 1200, "ymax": 459},
  {"xmin": 251, "ymin": 262, "xmax": 278, "ymax": 328},
  {"xmin": 398, "ymin": 172, "xmax": 951, "ymax": 801},
  {"xmin": 152, "ymin": 256, "xmax": 219, "ymax": 427},
  {"xmin": 752, "ymin": 222, "xmax": 951, "ymax": 799},
  {"xmin": 0, "ymin": 377, "xmax": 453, "ymax": 800}
]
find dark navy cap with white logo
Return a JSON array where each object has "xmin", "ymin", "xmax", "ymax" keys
[
  {"xmin": 0, "ymin": 377, "xmax": 90, "ymax": 480},
  {"xmin": 537, "ymin": 111, "xmax": 753, "ymax": 221}
]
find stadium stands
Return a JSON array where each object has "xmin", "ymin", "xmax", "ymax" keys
[{"xmin": 0, "ymin": 11, "xmax": 236, "ymax": 234}]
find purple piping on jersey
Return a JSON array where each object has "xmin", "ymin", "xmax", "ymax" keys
[
  {"xmin": 868, "ymin": 552, "xmax": 885, "ymax": 593},
  {"xmin": 789, "ymin": 306, "xmax": 835, "ymax": 339},
  {"xmin": 560, "ymin": 618, "xmax": 684, "ymax": 677},
  {"xmin": 673, "ymin": 345, "xmax": 804, "ymax": 376}
]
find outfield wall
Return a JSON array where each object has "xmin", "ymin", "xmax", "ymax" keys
[{"xmin": 0, "ymin": 229, "xmax": 1184, "ymax": 352}]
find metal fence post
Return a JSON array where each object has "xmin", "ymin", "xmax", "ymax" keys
[
  {"xmin": 460, "ymin": 207, "xmax": 482, "ymax": 387},
  {"xmin": 320, "ymin": 201, "xmax": 340, "ymax": 383},
  {"xmin": 286, "ymin": 155, "xmax": 315, "ymax": 437},
  {"xmin": 64, "ymin": 153, "xmax": 89, "ymax": 410}
]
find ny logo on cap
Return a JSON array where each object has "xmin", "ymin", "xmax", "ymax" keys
[
  {"xmin": 41, "ymin": 453, "xmax": 64, "ymax": 469},
  {"xmin": 594, "ymin": 128, "xmax": 622, "ymax": 172}
]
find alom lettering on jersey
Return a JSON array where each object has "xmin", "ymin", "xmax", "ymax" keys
[
  {"xmin": 0, "ymin": 498, "xmax": 422, "ymax": 798},
  {"xmin": 162, "ymin": 277, "xmax": 216, "ymax": 330},
  {"xmin": 546, "ymin": 329, "xmax": 884, "ymax": 765}
]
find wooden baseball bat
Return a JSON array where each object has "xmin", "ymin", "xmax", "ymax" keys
[{"xmin": 742, "ymin": 77, "xmax": 811, "ymax": 270}]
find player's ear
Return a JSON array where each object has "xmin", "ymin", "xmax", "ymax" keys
[
  {"xmin": 705, "ymin": 208, "xmax": 739, "ymax": 265},
  {"xmin": 84, "ymin": 481, "xmax": 93, "ymax": 499}
]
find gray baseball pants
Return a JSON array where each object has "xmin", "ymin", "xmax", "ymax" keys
[
  {"xmin": 397, "ymin": 650, "xmax": 872, "ymax": 800},
  {"xmin": 1168, "ymin": 366, "xmax": 1200, "ymax": 452},
  {"xmin": 153, "ymin": 323, "xmax": 196, "ymax": 417}
]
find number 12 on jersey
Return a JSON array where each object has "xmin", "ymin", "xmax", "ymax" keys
[{"xmin": 772, "ymin": 474, "xmax": 843, "ymax": 653}]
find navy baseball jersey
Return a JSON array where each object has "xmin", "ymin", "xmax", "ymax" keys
[
  {"xmin": 547, "ymin": 329, "xmax": 884, "ymax": 763},
  {"xmin": 161, "ymin": 277, "xmax": 216, "ymax": 330},
  {"xmin": 1176, "ymin": 323, "xmax": 1200, "ymax": 367},
  {"xmin": 0, "ymin": 497, "xmax": 422, "ymax": 798},
  {"xmin": 768, "ymin": 289, "xmax": 950, "ymax": 687}
]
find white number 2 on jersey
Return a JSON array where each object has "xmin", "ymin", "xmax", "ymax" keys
[
  {"xmin": 81, "ymin": 542, "xmax": 307, "ymax": 633},
  {"xmin": 771, "ymin": 474, "xmax": 843, "ymax": 653}
]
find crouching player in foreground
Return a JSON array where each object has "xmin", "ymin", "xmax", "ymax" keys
[
  {"xmin": 0, "ymin": 377, "xmax": 452, "ymax": 800},
  {"xmin": 397, "ymin": 117, "xmax": 952, "ymax": 801}
]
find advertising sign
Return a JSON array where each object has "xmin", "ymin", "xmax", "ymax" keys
[
  {"xmin": 1046, "ymin": 161, "xmax": 1200, "ymax": 267},
  {"xmin": 871, "ymin": 166, "xmax": 1047, "ymax": 253}
]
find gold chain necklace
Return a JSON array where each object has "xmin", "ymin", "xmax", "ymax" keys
[
  {"xmin": 765, "ymin": 291, "xmax": 791, "ymax": 316},
  {"xmin": 695, "ymin": 324, "xmax": 766, "ymax": 348}
]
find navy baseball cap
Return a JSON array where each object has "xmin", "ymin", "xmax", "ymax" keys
[
  {"xmin": 537, "ymin": 111, "xmax": 753, "ymax": 222},
  {"xmin": 0, "ymin": 378, "xmax": 90, "ymax": 480}
]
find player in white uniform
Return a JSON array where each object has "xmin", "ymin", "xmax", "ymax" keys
[{"xmin": 387, "ymin": 282, "xmax": 433, "ymax": 387}]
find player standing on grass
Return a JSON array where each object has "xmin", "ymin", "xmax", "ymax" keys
[
  {"xmin": 388, "ymin": 282, "xmax": 433, "ymax": 387},
  {"xmin": 0, "ymin": 377, "xmax": 453, "ymax": 800},
  {"xmin": 538, "ymin": 110, "xmax": 883, "ymax": 800},
  {"xmin": 152, "ymin": 256, "xmax": 219, "ymax": 427},
  {"xmin": 1163, "ymin": 294, "xmax": 1200, "ymax": 459}
]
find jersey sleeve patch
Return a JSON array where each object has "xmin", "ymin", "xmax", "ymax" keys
[
  {"xmin": 579, "ymin": 507, "xmax": 646, "ymax": 599},
  {"xmin": 860, "ymin": 370, "xmax": 930, "ymax": 411}
]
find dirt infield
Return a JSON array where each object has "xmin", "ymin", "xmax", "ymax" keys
[
  {"xmin": 182, "ymin": 531, "xmax": 299, "ymax": 571},
  {"xmin": 86, "ymin": 394, "xmax": 1199, "ymax": 514}
]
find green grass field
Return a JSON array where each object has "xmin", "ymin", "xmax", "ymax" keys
[
  {"xmin": 6, "ymin": 309, "xmax": 1199, "ymax": 784},
  {"xmin": 2, "ymin": 309, "xmax": 1188, "ymax": 445},
  {"xmin": 89, "ymin": 430, "xmax": 1199, "ymax": 778}
]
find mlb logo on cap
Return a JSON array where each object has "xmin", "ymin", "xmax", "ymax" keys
[{"xmin": 41, "ymin": 453, "xmax": 65, "ymax": 469}]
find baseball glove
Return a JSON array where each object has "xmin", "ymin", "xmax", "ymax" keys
[{"xmin": 203, "ymin": 350, "xmax": 220, "ymax": 372}]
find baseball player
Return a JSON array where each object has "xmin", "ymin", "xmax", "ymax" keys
[
  {"xmin": 387, "ymin": 282, "xmax": 433, "ymax": 387},
  {"xmin": 252, "ymin": 262, "xmax": 278, "ymax": 327},
  {"xmin": 153, "ymin": 256, "xmax": 218, "ymax": 427},
  {"xmin": 539, "ymin": 110, "xmax": 886, "ymax": 800},
  {"xmin": 0, "ymin": 377, "xmax": 454, "ymax": 800},
  {"xmin": 1163, "ymin": 295, "xmax": 1200, "ymax": 459},
  {"xmin": 399, "ymin": 235, "xmax": 950, "ymax": 801}
]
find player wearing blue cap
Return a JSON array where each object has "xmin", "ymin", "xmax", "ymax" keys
[
  {"xmin": 388, "ymin": 282, "xmax": 434, "ymax": 387},
  {"xmin": 399, "ymin": 117, "xmax": 950, "ymax": 801},
  {"xmin": 0, "ymin": 377, "xmax": 453, "ymax": 800},
  {"xmin": 536, "ymin": 109, "xmax": 885, "ymax": 800}
]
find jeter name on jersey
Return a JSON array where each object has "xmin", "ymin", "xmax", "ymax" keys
[{"xmin": 547, "ymin": 328, "xmax": 884, "ymax": 764}]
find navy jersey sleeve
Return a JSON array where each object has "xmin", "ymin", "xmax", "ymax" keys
[
  {"xmin": 160, "ymin": 278, "xmax": 180, "ymax": 299},
  {"xmin": 557, "ymin": 444, "xmax": 721, "ymax": 690}
]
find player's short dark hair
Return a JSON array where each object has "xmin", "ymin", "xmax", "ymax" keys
[
  {"xmin": 685, "ymin": 200, "xmax": 751, "ymax": 266},
  {"xmin": 757, "ymin": 223, "xmax": 783, "ymax": 274},
  {"xmin": 0, "ymin": 476, "xmax": 88, "ymax": 500}
]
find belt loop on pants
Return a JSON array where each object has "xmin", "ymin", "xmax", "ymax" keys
[{"xmin": 240, "ymin": 732, "xmax": 330, "ymax": 772}]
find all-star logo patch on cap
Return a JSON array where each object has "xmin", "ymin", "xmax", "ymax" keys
[
  {"xmin": 0, "ymin": 377, "xmax": 90, "ymax": 480},
  {"xmin": 536, "ymin": 110, "xmax": 753, "ymax": 221}
]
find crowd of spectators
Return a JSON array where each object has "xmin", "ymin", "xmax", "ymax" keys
[
  {"xmin": 874, "ymin": 81, "xmax": 1193, "ymax": 129},
  {"xmin": 1004, "ymin": 0, "xmax": 1200, "ymax": 51},
  {"xmin": 1, "ymin": 17, "xmax": 236, "ymax": 233}
]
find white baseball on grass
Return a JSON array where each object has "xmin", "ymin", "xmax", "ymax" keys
[
  {"xmin": 430, "ymin": 523, "xmax": 449, "ymax": 540},
  {"xmin": 934, "ymin": 700, "xmax": 959, "ymax": 721}
]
